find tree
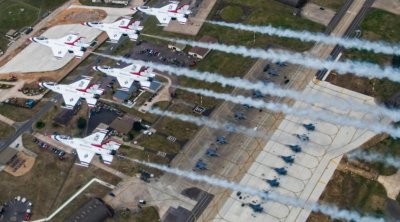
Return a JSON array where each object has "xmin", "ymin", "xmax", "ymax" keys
[
  {"xmin": 77, "ymin": 117, "xmax": 87, "ymax": 129},
  {"xmin": 133, "ymin": 121, "xmax": 143, "ymax": 131},
  {"xmin": 36, "ymin": 121, "xmax": 45, "ymax": 129}
]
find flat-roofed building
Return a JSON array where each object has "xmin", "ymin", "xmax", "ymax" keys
[
  {"xmin": 188, "ymin": 36, "xmax": 218, "ymax": 59},
  {"xmin": 65, "ymin": 198, "xmax": 113, "ymax": 222}
]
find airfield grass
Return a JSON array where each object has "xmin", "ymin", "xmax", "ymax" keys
[
  {"xmin": 0, "ymin": 100, "xmax": 47, "ymax": 122},
  {"xmin": 309, "ymin": 0, "xmax": 347, "ymax": 10},
  {"xmin": 329, "ymin": 9, "xmax": 400, "ymax": 104},
  {"xmin": 106, "ymin": 206, "xmax": 160, "ymax": 222},
  {"xmin": 12, "ymin": 134, "xmax": 121, "ymax": 221},
  {"xmin": 357, "ymin": 137, "xmax": 400, "ymax": 176},
  {"xmin": 343, "ymin": 9, "xmax": 400, "ymax": 65},
  {"xmin": 220, "ymin": 5, "xmax": 244, "ymax": 22},
  {"xmin": 51, "ymin": 184, "xmax": 112, "ymax": 222},
  {"xmin": 0, "ymin": 121, "xmax": 14, "ymax": 139},
  {"xmin": 308, "ymin": 171, "xmax": 388, "ymax": 221},
  {"xmin": 0, "ymin": 133, "xmax": 76, "ymax": 220},
  {"xmin": 0, "ymin": 0, "xmax": 67, "ymax": 50}
]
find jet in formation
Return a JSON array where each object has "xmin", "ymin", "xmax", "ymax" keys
[
  {"xmin": 93, "ymin": 64, "xmax": 155, "ymax": 91},
  {"xmin": 135, "ymin": 1, "xmax": 192, "ymax": 26},
  {"xmin": 51, "ymin": 129, "xmax": 121, "ymax": 166},
  {"xmin": 38, "ymin": 76, "xmax": 104, "ymax": 109},
  {"xmin": 30, "ymin": 34, "xmax": 91, "ymax": 59},
  {"xmin": 82, "ymin": 18, "xmax": 143, "ymax": 43}
]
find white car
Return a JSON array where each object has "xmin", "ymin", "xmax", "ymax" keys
[
  {"xmin": 82, "ymin": 18, "xmax": 143, "ymax": 43},
  {"xmin": 135, "ymin": 1, "xmax": 191, "ymax": 26}
]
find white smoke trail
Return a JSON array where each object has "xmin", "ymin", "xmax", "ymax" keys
[
  {"xmin": 207, "ymin": 20, "xmax": 400, "ymax": 56},
  {"xmin": 142, "ymin": 35, "xmax": 400, "ymax": 83},
  {"xmin": 132, "ymin": 159, "xmax": 383, "ymax": 222},
  {"xmin": 178, "ymin": 86, "xmax": 400, "ymax": 138},
  {"xmin": 91, "ymin": 52, "xmax": 400, "ymax": 121},
  {"xmin": 347, "ymin": 150, "xmax": 400, "ymax": 169},
  {"xmin": 148, "ymin": 108, "xmax": 263, "ymax": 137}
]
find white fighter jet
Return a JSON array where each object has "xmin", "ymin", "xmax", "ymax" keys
[
  {"xmin": 38, "ymin": 76, "xmax": 104, "ymax": 109},
  {"xmin": 51, "ymin": 129, "xmax": 121, "ymax": 166},
  {"xmin": 93, "ymin": 64, "xmax": 155, "ymax": 91},
  {"xmin": 135, "ymin": 1, "xmax": 191, "ymax": 26},
  {"xmin": 82, "ymin": 18, "xmax": 143, "ymax": 43},
  {"xmin": 29, "ymin": 34, "xmax": 91, "ymax": 59}
]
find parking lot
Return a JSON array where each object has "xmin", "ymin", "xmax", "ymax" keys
[
  {"xmin": 32, "ymin": 137, "xmax": 67, "ymax": 161},
  {"xmin": 125, "ymin": 41, "xmax": 197, "ymax": 68}
]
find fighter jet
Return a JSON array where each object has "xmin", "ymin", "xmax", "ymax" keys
[
  {"xmin": 281, "ymin": 155, "xmax": 295, "ymax": 164},
  {"xmin": 206, "ymin": 148, "xmax": 219, "ymax": 157},
  {"xmin": 135, "ymin": 2, "xmax": 192, "ymax": 26},
  {"xmin": 38, "ymin": 76, "xmax": 104, "ymax": 109},
  {"xmin": 265, "ymin": 178, "xmax": 280, "ymax": 187},
  {"xmin": 274, "ymin": 167, "xmax": 287, "ymax": 175},
  {"xmin": 275, "ymin": 61, "xmax": 287, "ymax": 67},
  {"xmin": 30, "ymin": 34, "xmax": 91, "ymax": 59},
  {"xmin": 93, "ymin": 64, "xmax": 155, "ymax": 91},
  {"xmin": 286, "ymin": 144, "xmax": 302, "ymax": 153},
  {"xmin": 195, "ymin": 159, "xmax": 207, "ymax": 170},
  {"xmin": 303, "ymin": 123, "xmax": 315, "ymax": 131},
  {"xmin": 234, "ymin": 112, "xmax": 246, "ymax": 120},
  {"xmin": 252, "ymin": 90, "xmax": 264, "ymax": 98},
  {"xmin": 268, "ymin": 68, "xmax": 279, "ymax": 76},
  {"xmin": 296, "ymin": 134, "xmax": 310, "ymax": 142},
  {"xmin": 51, "ymin": 129, "xmax": 121, "ymax": 166},
  {"xmin": 248, "ymin": 203, "xmax": 263, "ymax": 213},
  {"xmin": 82, "ymin": 18, "xmax": 143, "ymax": 43},
  {"xmin": 216, "ymin": 136, "xmax": 227, "ymax": 145}
]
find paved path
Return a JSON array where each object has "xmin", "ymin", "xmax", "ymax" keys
[
  {"xmin": 0, "ymin": 114, "xmax": 15, "ymax": 126},
  {"xmin": 31, "ymin": 178, "xmax": 115, "ymax": 222}
]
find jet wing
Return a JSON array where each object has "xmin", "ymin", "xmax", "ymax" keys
[
  {"xmin": 122, "ymin": 64, "xmax": 141, "ymax": 72},
  {"xmin": 69, "ymin": 77, "xmax": 91, "ymax": 90},
  {"xmin": 50, "ymin": 46, "xmax": 68, "ymax": 59},
  {"xmin": 116, "ymin": 76, "xmax": 134, "ymax": 89},
  {"xmin": 76, "ymin": 149, "xmax": 95, "ymax": 166},
  {"xmin": 101, "ymin": 154, "xmax": 113, "ymax": 165},
  {"xmin": 156, "ymin": 14, "xmax": 172, "ymax": 25},
  {"xmin": 84, "ymin": 131, "xmax": 108, "ymax": 145},
  {"xmin": 161, "ymin": 3, "xmax": 178, "ymax": 11},
  {"xmin": 106, "ymin": 30, "xmax": 123, "ymax": 42},
  {"xmin": 61, "ymin": 93, "xmax": 79, "ymax": 109}
]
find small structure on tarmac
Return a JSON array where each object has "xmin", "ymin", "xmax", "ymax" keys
[{"xmin": 188, "ymin": 36, "xmax": 218, "ymax": 59}]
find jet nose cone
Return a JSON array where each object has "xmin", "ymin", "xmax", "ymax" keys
[
  {"xmin": 29, "ymin": 37, "xmax": 34, "ymax": 42},
  {"xmin": 92, "ymin": 66, "xmax": 99, "ymax": 71}
]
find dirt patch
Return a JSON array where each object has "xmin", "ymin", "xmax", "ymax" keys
[
  {"xmin": 4, "ymin": 151, "xmax": 36, "ymax": 177},
  {"xmin": 48, "ymin": 8, "xmax": 107, "ymax": 27}
]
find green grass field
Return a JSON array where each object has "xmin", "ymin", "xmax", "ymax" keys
[
  {"xmin": 0, "ymin": 121, "xmax": 14, "ymax": 139},
  {"xmin": 360, "ymin": 137, "xmax": 400, "ymax": 175},
  {"xmin": 0, "ymin": 0, "xmax": 67, "ymax": 50},
  {"xmin": 313, "ymin": 171, "xmax": 387, "ymax": 220},
  {"xmin": 310, "ymin": 0, "xmax": 347, "ymax": 10},
  {"xmin": 344, "ymin": 9, "xmax": 400, "ymax": 65}
]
